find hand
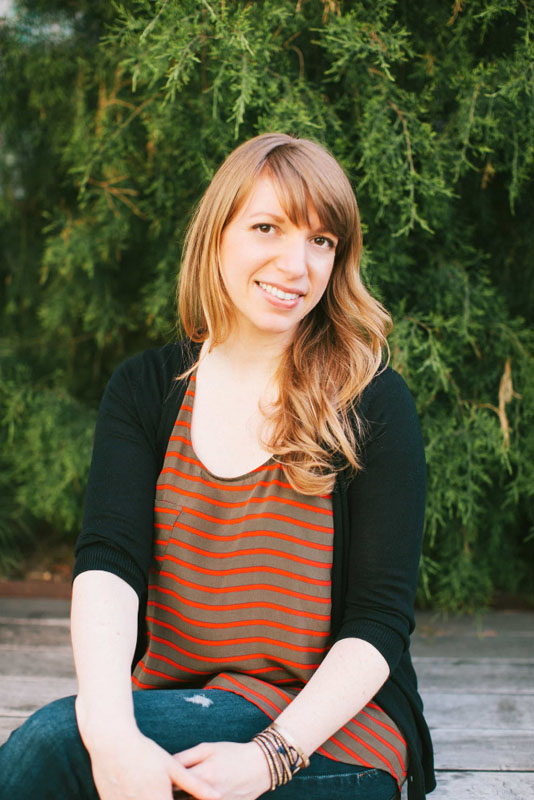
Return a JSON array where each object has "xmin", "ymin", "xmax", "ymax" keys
[
  {"xmin": 175, "ymin": 741, "xmax": 271, "ymax": 800},
  {"xmin": 83, "ymin": 725, "xmax": 221, "ymax": 800}
]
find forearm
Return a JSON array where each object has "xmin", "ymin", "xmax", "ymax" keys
[
  {"xmin": 71, "ymin": 570, "xmax": 140, "ymax": 748},
  {"xmin": 274, "ymin": 637, "xmax": 390, "ymax": 756}
]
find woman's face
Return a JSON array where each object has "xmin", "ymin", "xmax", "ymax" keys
[{"xmin": 219, "ymin": 173, "xmax": 338, "ymax": 346}]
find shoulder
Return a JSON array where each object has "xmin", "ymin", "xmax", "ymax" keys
[
  {"xmin": 98, "ymin": 340, "xmax": 200, "ymax": 454},
  {"xmin": 106, "ymin": 340, "xmax": 199, "ymax": 406},
  {"xmin": 358, "ymin": 365, "xmax": 419, "ymax": 430}
]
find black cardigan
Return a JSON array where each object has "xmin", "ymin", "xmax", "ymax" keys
[{"xmin": 73, "ymin": 341, "xmax": 435, "ymax": 799}]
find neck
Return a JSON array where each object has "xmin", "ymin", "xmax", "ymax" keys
[{"xmin": 201, "ymin": 325, "xmax": 292, "ymax": 380}]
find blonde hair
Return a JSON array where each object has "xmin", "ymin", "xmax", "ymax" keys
[{"xmin": 178, "ymin": 133, "xmax": 392, "ymax": 494}]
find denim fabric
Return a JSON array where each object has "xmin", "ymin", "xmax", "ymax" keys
[{"xmin": 0, "ymin": 688, "xmax": 399, "ymax": 800}]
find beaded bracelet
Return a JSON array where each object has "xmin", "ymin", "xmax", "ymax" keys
[{"xmin": 252, "ymin": 722, "xmax": 310, "ymax": 791}]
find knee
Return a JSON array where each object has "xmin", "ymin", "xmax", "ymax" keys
[
  {"xmin": 0, "ymin": 695, "xmax": 90, "ymax": 798},
  {"xmin": 18, "ymin": 694, "xmax": 80, "ymax": 755}
]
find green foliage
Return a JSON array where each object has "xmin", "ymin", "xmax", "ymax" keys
[{"xmin": 1, "ymin": 0, "xmax": 533, "ymax": 609}]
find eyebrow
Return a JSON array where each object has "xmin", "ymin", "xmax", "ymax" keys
[
  {"xmin": 249, "ymin": 212, "xmax": 286, "ymax": 223},
  {"xmin": 248, "ymin": 211, "xmax": 337, "ymax": 236}
]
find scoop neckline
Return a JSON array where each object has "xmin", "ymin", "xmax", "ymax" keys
[{"xmin": 185, "ymin": 372, "xmax": 276, "ymax": 483}]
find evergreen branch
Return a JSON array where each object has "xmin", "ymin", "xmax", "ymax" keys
[
  {"xmin": 454, "ymin": 83, "xmax": 481, "ymax": 182},
  {"xmin": 387, "ymin": 100, "xmax": 418, "ymax": 235},
  {"xmin": 139, "ymin": 0, "xmax": 171, "ymax": 42}
]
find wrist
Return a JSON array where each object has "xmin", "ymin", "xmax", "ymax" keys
[
  {"xmin": 75, "ymin": 694, "xmax": 138, "ymax": 751},
  {"xmin": 251, "ymin": 723, "xmax": 310, "ymax": 791},
  {"xmin": 245, "ymin": 741, "xmax": 272, "ymax": 795}
]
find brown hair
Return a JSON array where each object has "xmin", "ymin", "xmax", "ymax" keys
[{"xmin": 178, "ymin": 133, "xmax": 391, "ymax": 494}]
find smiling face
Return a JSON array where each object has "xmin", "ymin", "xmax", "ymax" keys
[{"xmin": 218, "ymin": 172, "xmax": 338, "ymax": 347}]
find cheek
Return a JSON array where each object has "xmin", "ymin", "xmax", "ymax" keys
[{"xmin": 314, "ymin": 260, "xmax": 335, "ymax": 295}]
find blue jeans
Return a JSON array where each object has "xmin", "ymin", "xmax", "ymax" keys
[{"xmin": 0, "ymin": 688, "xmax": 399, "ymax": 800}]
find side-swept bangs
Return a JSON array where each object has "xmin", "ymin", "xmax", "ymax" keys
[{"xmin": 264, "ymin": 143, "xmax": 360, "ymax": 268}]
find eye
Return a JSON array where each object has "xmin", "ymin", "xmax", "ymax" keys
[
  {"xmin": 253, "ymin": 223, "xmax": 276, "ymax": 234},
  {"xmin": 313, "ymin": 236, "xmax": 336, "ymax": 249}
]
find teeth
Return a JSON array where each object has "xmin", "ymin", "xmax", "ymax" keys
[{"xmin": 258, "ymin": 282, "xmax": 300, "ymax": 301}]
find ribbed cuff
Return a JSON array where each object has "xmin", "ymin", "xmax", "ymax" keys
[
  {"xmin": 331, "ymin": 618, "xmax": 405, "ymax": 672},
  {"xmin": 72, "ymin": 544, "xmax": 146, "ymax": 602}
]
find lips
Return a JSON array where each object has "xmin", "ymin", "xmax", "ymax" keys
[
  {"xmin": 256, "ymin": 281, "xmax": 305, "ymax": 301},
  {"xmin": 255, "ymin": 281, "xmax": 304, "ymax": 310}
]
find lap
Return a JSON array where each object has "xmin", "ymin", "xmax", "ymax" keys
[{"xmin": 0, "ymin": 688, "xmax": 399, "ymax": 800}]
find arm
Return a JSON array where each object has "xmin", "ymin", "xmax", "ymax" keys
[
  {"xmin": 177, "ymin": 636, "xmax": 389, "ymax": 800},
  {"xmin": 71, "ymin": 570, "xmax": 220, "ymax": 800},
  {"xmin": 71, "ymin": 345, "xmax": 218, "ymax": 800},
  {"xmin": 273, "ymin": 636, "xmax": 389, "ymax": 755}
]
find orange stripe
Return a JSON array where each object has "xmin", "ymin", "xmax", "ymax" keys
[
  {"xmin": 159, "ymin": 466, "xmax": 293, "ymax": 492},
  {"xmin": 181, "ymin": 404, "xmax": 193, "ymax": 412},
  {"xmin": 154, "ymin": 506, "xmax": 179, "ymax": 515},
  {"xmin": 147, "ymin": 600, "xmax": 327, "ymax": 636},
  {"xmin": 162, "ymin": 486, "xmax": 332, "ymax": 516},
  {"xmin": 185, "ymin": 389, "xmax": 195, "ymax": 397},
  {"xmin": 209, "ymin": 675, "xmax": 280, "ymax": 715},
  {"xmin": 361, "ymin": 707, "xmax": 407, "ymax": 745},
  {"xmin": 166, "ymin": 538, "xmax": 331, "ymax": 569},
  {"xmin": 172, "ymin": 519, "xmax": 333, "ymax": 551},
  {"xmin": 167, "ymin": 437, "xmax": 193, "ymax": 447},
  {"xmin": 148, "ymin": 631, "xmax": 320, "ymax": 670},
  {"xmin": 132, "ymin": 675, "xmax": 157, "ymax": 689},
  {"xmin": 261, "ymin": 681, "xmax": 294, "ymax": 704},
  {"xmin": 149, "ymin": 583, "xmax": 330, "ymax": 620},
  {"xmin": 163, "ymin": 452, "xmax": 290, "ymax": 481},
  {"xmin": 351, "ymin": 719, "xmax": 407, "ymax": 774},
  {"xmin": 146, "ymin": 615, "xmax": 328, "ymax": 654},
  {"xmin": 341, "ymin": 725, "xmax": 399, "ymax": 781},
  {"xmin": 174, "ymin": 420, "xmax": 191, "ymax": 429},
  {"xmin": 179, "ymin": 504, "xmax": 333, "ymax": 533},
  {"xmin": 137, "ymin": 653, "xmax": 207, "ymax": 678},
  {"xmin": 141, "ymin": 650, "xmax": 289, "ymax": 680},
  {"xmin": 158, "ymin": 570, "xmax": 330, "ymax": 603},
  {"xmin": 328, "ymin": 735, "xmax": 374, "ymax": 769},
  {"xmin": 156, "ymin": 553, "xmax": 331, "ymax": 586}
]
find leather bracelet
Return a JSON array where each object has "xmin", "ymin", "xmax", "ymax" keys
[
  {"xmin": 267, "ymin": 721, "xmax": 310, "ymax": 771},
  {"xmin": 252, "ymin": 723, "xmax": 310, "ymax": 790}
]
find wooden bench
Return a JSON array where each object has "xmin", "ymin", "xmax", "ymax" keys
[{"xmin": 1, "ymin": 595, "xmax": 533, "ymax": 798}]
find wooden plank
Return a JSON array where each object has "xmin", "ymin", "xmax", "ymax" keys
[
  {"xmin": 413, "ymin": 610, "xmax": 534, "ymax": 660},
  {"xmin": 421, "ymin": 691, "xmax": 534, "ymax": 730},
  {"xmin": 414, "ymin": 658, "xmax": 534, "ymax": 694},
  {"xmin": 432, "ymin": 728, "xmax": 534, "ymax": 770},
  {"xmin": 0, "ymin": 676, "xmax": 77, "ymax": 717},
  {"xmin": 0, "ymin": 597, "xmax": 71, "ymax": 617},
  {"xmin": 0, "ymin": 645, "xmax": 75, "ymax": 678},
  {"xmin": 0, "ymin": 620, "xmax": 71, "ymax": 647},
  {"xmin": 434, "ymin": 770, "xmax": 534, "ymax": 799}
]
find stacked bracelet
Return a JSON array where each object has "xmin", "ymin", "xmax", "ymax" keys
[{"xmin": 252, "ymin": 722, "xmax": 310, "ymax": 791}]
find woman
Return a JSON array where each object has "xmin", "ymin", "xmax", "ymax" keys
[{"xmin": 0, "ymin": 133, "xmax": 435, "ymax": 800}]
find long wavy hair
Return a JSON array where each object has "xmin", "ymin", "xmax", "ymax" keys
[{"xmin": 178, "ymin": 133, "xmax": 392, "ymax": 494}]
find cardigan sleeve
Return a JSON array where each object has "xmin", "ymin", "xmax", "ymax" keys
[
  {"xmin": 332, "ymin": 367, "xmax": 426, "ymax": 673},
  {"xmin": 72, "ymin": 346, "xmax": 183, "ymax": 601}
]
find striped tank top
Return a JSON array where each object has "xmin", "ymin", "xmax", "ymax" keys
[{"xmin": 132, "ymin": 373, "xmax": 408, "ymax": 788}]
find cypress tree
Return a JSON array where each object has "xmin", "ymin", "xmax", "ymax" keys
[{"xmin": 1, "ymin": 0, "xmax": 533, "ymax": 609}]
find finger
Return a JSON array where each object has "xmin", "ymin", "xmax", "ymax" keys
[
  {"xmin": 175, "ymin": 742, "xmax": 211, "ymax": 767},
  {"xmin": 169, "ymin": 760, "xmax": 220, "ymax": 800}
]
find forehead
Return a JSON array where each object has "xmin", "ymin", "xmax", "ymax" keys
[{"xmin": 233, "ymin": 172, "xmax": 323, "ymax": 229}]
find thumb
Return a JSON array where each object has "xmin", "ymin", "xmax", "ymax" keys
[{"xmin": 175, "ymin": 742, "xmax": 212, "ymax": 768}]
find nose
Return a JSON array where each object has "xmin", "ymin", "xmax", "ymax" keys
[{"xmin": 275, "ymin": 232, "xmax": 308, "ymax": 280}]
